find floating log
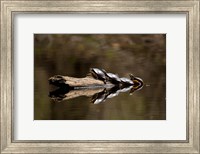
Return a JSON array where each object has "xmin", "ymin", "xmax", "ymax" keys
[{"xmin": 49, "ymin": 75, "xmax": 110, "ymax": 88}]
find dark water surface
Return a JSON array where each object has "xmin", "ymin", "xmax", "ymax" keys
[{"xmin": 34, "ymin": 34, "xmax": 166, "ymax": 120}]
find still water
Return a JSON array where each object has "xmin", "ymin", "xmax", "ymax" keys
[{"xmin": 34, "ymin": 34, "xmax": 166, "ymax": 120}]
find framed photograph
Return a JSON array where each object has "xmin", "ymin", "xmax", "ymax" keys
[{"xmin": 1, "ymin": 0, "xmax": 199, "ymax": 153}]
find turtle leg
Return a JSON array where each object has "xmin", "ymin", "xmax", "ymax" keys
[
  {"xmin": 91, "ymin": 73, "xmax": 98, "ymax": 79},
  {"xmin": 86, "ymin": 72, "xmax": 92, "ymax": 77},
  {"xmin": 103, "ymin": 79, "xmax": 107, "ymax": 84}
]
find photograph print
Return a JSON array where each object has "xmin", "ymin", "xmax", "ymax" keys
[{"xmin": 34, "ymin": 34, "xmax": 166, "ymax": 120}]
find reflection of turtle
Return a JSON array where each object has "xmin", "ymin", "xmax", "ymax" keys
[
  {"xmin": 106, "ymin": 86, "xmax": 120, "ymax": 99},
  {"xmin": 90, "ymin": 68, "xmax": 107, "ymax": 84},
  {"xmin": 118, "ymin": 86, "xmax": 132, "ymax": 93},
  {"xmin": 106, "ymin": 91, "xmax": 119, "ymax": 99},
  {"xmin": 120, "ymin": 77, "xmax": 134, "ymax": 85},
  {"xmin": 91, "ymin": 89, "xmax": 107, "ymax": 104}
]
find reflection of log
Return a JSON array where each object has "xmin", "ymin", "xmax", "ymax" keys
[
  {"xmin": 63, "ymin": 88, "xmax": 104, "ymax": 101},
  {"xmin": 49, "ymin": 87, "xmax": 105, "ymax": 102},
  {"xmin": 49, "ymin": 83, "xmax": 143, "ymax": 103},
  {"xmin": 49, "ymin": 75, "xmax": 106, "ymax": 87}
]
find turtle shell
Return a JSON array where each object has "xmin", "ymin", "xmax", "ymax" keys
[
  {"xmin": 90, "ymin": 68, "xmax": 107, "ymax": 83},
  {"xmin": 133, "ymin": 77, "xmax": 143, "ymax": 88},
  {"xmin": 106, "ymin": 73, "xmax": 121, "ymax": 84},
  {"xmin": 120, "ymin": 77, "xmax": 134, "ymax": 85}
]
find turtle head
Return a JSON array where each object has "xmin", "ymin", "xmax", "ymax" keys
[
  {"xmin": 101, "ymin": 68, "xmax": 107, "ymax": 75},
  {"xmin": 89, "ymin": 68, "xmax": 95, "ymax": 73},
  {"xmin": 129, "ymin": 74, "xmax": 143, "ymax": 89},
  {"xmin": 89, "ymin": 68, "xmax": 98, "ymax": 79},
  {"xmin": 129, "ymin": 74, "xmax": 135, "ymax": 80}
]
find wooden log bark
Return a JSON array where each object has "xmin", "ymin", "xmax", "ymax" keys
[{"xmin": 49, "ymin": 75, "xmax": 110, "ymax": 88}]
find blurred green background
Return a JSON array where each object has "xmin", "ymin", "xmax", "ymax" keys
[{"xmin": 34, "ymin": 34, "xmax": 166, "ymax": 120}]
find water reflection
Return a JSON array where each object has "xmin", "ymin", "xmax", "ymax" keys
[
  {"xmin": 91, "ymin": 85, "xmax": 138, "ymax": 104},
  {"xmin": 49, "ymin": 83, "xmax": 143, "ymax": 104}
]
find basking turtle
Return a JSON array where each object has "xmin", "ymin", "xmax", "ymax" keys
[
  {"xmin": 129, "ymin": 74, "xmax": 143, "ymax": 88},
  {"xmin": 90, "ymin": 68, "xmax": 107, "ymax": 84},
  {"xmin": 120, "ymin": 77, "xmax": 134, "ymax": 85},
  {"xmin": 105, "ymin": 72, "xmax": 121, "ymax": 84}
]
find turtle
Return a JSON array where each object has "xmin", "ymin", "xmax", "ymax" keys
[
  {"xmin": 89, "ymin": 68, "xmax": 107, "ymax": 84},
  {"xmin": 105, "ymin": 72, "xmax": 121, "ymax": 84},
  {"xmin": 120, "ymin": 77, "xmax": 134, "ymax": 85},
  {"xmin": 129, "ymin": 74, "xmax": 144, "ymax": 88}
]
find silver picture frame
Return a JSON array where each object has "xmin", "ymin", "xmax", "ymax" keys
[{"xmin": 1, "ymin": 0, "xmax": 199, "ymax": 153}]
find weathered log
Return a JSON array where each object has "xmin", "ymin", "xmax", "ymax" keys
[{"xmin": 49, "ymin": 75, "xmax": 110, "ymax": 88}]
